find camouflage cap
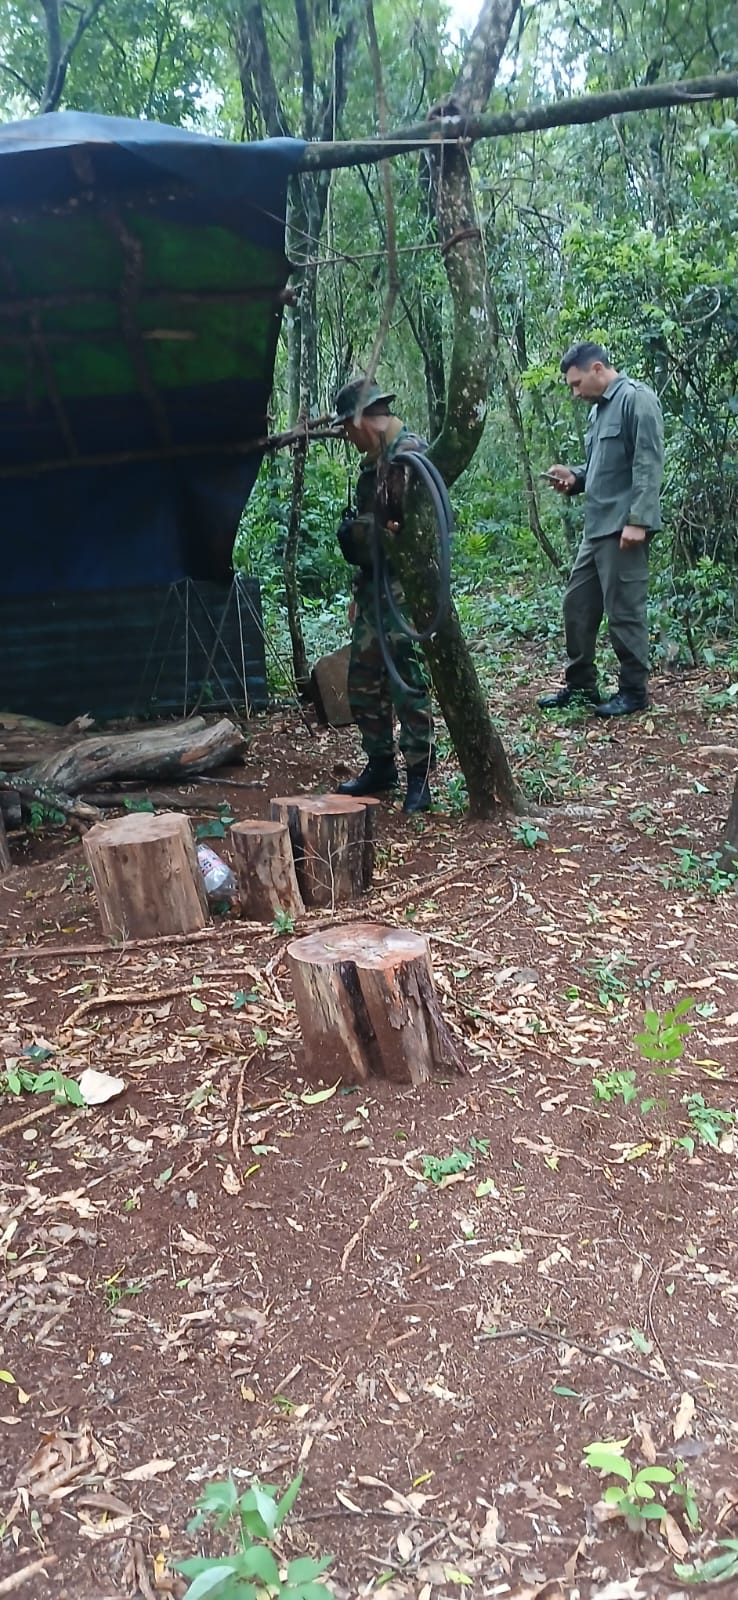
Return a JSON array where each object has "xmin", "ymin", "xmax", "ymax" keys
[{"xmin": 331, "ymin": 377, "xmax": 396, "ymax": 424}]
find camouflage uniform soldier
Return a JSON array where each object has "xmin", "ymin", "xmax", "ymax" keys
[{"xmin": 331, "ymin": 377, "xmax": 435, "ymax": 813}]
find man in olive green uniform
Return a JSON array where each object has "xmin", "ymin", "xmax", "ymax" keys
[
  {"xmin": 539, "ymin": 341, "xmax": 664, "ymax": 717},
  {"xmin": 331, "ymin": 377, "xmax": 435, "ymax": 813}
]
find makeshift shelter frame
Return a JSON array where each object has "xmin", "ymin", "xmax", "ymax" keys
[{"xmin": 133, "ymin": 575, "xmax": 257, "ymax": 720}]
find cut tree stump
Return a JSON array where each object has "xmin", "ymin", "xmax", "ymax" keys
[
  {"xmin": 83, "ymin": 811, "xmax": 209, "ymax": 942},
  {"xmin": 287, "ymin": 920, "xmax": 464, "ymax": 1085},
  {"xmin": 270, "ymin": 794, "xmax": 378, "ymax": 907},
  {"xmin": 230, "ymin": 820, "xmax": 305, "ymax": 922},
  {"xmin": 0, "ymin": 808, "xmax": 10, "ymax": 874}
]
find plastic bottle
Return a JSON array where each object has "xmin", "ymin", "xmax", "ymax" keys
[{"xmin": 196, "ymin": 844, "xmax": 237, "ymax": 904}]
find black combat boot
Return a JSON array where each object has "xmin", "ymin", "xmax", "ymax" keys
[
  {"xmin": 336, "ymin": 756, "xmax": 399, "ymax": 797},
  {"xmin": 537, "ymin": 685, "xmax": 602, "ymax": 710},
  {"xmin": 594, "ymin": 689, "xmax": 650, "ymax": 718},
  {"xmin": 403, "ymin": 765, "xmax": 432, "ymax": 814}
]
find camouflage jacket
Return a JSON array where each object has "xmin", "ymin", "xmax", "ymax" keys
[{"xmin": 336, "ymin": 425, "xmax": 428, "ymax": 575}]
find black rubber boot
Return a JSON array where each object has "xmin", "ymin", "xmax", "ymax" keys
[
  {"xmin": 594, "ymin": 690, "xmax": 649, "ymax": 718},
  {"xmin": 336, "ymin": 757, "xmax": 399, "ymax": 797},
  {"xmin": 403, "ymin": 766, "xmax": 432, "ymax": 814},
  {"xmin": 537, "ymin": 685, "xmax": 602, "ymax": 710}
]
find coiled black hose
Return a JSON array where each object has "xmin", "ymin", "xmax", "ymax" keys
[{"xmin": 370, "ymin": 450, "xmax": 454, "ymax": 697}]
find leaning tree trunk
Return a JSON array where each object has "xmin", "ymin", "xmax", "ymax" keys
[{"xmin": 394, "ymin": 137, "xmax": 524, "ymax": 816}]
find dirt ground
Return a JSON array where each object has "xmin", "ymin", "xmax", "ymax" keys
[{"xmin": 2, "ymin": 667, "xmax": 738, "ymax": 1600}]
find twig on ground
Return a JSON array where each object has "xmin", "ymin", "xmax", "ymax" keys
[
  {"xmin": 646, "ymin": 1258, "xmax": 672, "ymax": 1375},
  {"xmin": 0, "ymin": 1555, "xmax": 58, "ymax": 1595},
  {"xmin": 0, "ymin": 1102, "xmax": 83, "ymax": 1138},
  {"xmin": 231, "ymin": 1055, "xmax": 256, "ymax": 1160},
  {"xmin": 340, "ymin": 1170, "xmax": 393, "ymax": 1272},
  {"xmin": 0, "ymin": 924, "xmax": 262, "ymax": 962},
  {"xmin": 477, "ymin": 1322, "xmax": 666, "ymax": 1382},
  {"xmin": 62, "ymin": 984, "xmax": 195, "ymax": 1030}
]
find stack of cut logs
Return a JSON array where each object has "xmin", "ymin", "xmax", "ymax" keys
[{"xmin": 81, "ymin": 796, "xmax": 459, "ymax": 1087}]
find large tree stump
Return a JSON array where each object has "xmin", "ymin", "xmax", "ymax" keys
[
  {"xmin": 269, "ymin": 794, "xmax": 377, "ymax": 907},
  {"xmin": 0, "ymin": 809, "xmax": 10, "ymax": 875},
  {"xmin": 287, "ymin": 921, "xmax": 464, "ymax": 1085},
  {"xmin": 230, "ymin": 820, "xmax": 305, "ymax": 922},
  {"xmin": 83, "ymin": 811, "xmax": 209, "ymax": 942}
]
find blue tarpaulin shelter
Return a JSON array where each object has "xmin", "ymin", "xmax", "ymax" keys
[{"xmin": 0, "ymin": 112, "xmax": 305, "ymax": 720}]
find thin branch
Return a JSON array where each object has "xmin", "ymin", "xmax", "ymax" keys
[
  {"xmin": 360, "ymin": 0, "xmax": 399, "ymax": 400},
  {"xmin": 300, "ymin": 72, "xmax": 738, "ymax": 169},
  {"xmin": 40, "ymin": 0, "xmax": 109, "ymax": 112}
]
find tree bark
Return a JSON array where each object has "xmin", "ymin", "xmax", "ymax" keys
[
  {"xmin": 300, "ymin": 74, "xmax": 738, "ymax": 171},
  {"xmin": 718, "ymin": 772, "xmax": 738, "ymax": 874},
  {"xmin": 287, "ymin": 921, "xmax": 463, "ymax": 1084},
  {"xmin": 283, "ymin": 425, "xmax": 311, "ymax": 693},
  {"xmin": 0, "ymin": 809, "xmax": 10, "ymax": 875},
  {"xmin": 269, "ymin": 793, "xmax": 375, "ymax": 907},
  {"xmin": 230, "ymin": 821, "xmax": 305, "ymax": 922},
  {"xmin": 83, "ymin": 812, "xmax": 209, "ymax": 942},
  {"xmin": 27, "ymin": 718, "xmax": 245, "ymax": 794}
]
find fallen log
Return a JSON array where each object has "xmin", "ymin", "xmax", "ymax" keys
[
  {"xmin": 0, "ymin": 770, "xmax": 100, "ymax": 824},
  {"xmin": 83, "ymin": 811, "xmax": 210, "ymax": 942},
  {"xmin": 28, "ymin": 716, "xmax": 246, "ymax": 793},
  {"xmin": 287, "ymin": 920, "xmax": 464, "ymax": 1085}
]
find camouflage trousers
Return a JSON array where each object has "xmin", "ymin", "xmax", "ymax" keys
[{"xmin": 349, "ymin": 579, "xmax": 434, "ymax": 767}]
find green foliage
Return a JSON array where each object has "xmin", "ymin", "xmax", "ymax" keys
[
  {"xmin": 592, "ymin": 1069, "xmax": 638, "ymax": 1105},
  {"xmin": 676, "ymin": 1539, "xmax": 738, "ymax": 1585},
  {"xmin": 583, "ymin": 1440, "xmax": 698, "ymax": 1533},
  {"xmin": 422, "ymin": 1137, "xmax": 489, "ymax": 1183},
  {"xmin": 272, "ymin": 910, "xmax": 296, "ymax": 935},
  {"xmin": 511, "ymin": 820, "xmax": 549, "ymax": 848},
  {"xmin": 635, "ymin": 998, "xmax": 694, "ymax": 1064},
  {"xmin": 177, "ymin": 1473, "xmax": 332, "ymax": 1600},
  {"xmin": 677, "ymin": 1092, "xmax": 735, "ymax": 1155},
  {"xmin": 1, "ymin": 1062, "xmax": 84, "ymax": 1107},
  {"xmin": 660, "ymin": 847, "xmax": 738, "ymax": 897}
]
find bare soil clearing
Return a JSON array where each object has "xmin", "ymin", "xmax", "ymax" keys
[{"xmin": 1, "ymin": 670, "xmax": 738, "ymax": 1600}]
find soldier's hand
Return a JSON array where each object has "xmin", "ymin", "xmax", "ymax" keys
[
  {"xmin": 545, "ymin": 465, "xmax": 576, "ymax": 493},
  {"xmin": 620, "ymin": 524, "xmax": 647, "ymax": 549},
  {"xmin": 385, "ymin": 520, "xmax": 399, "ymax": 536}
]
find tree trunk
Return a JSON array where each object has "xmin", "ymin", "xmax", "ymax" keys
[
  {"xmin": 0, "ymin": 809, "xmax": 10, "ymax": 875},
  {"xmin": 395, "ymin": 137, "xmax": 524, "ymax": 815},
  {"xmin": 83, "ymin": 812, "xmax": 209, "ymax": 942},
  {"xmin": 283, "ymin": 427, "xmax": 311, "ymax": 692},
  {"xmin": 230, "ymin": 820, "xmax": 304, "ymax": 921},
  {"xmin": 287, "ymin": 921, "xmax": 463, "ymax": 1084},
  {"xmin": 718, "ymin": 772, "xmax": 738, "ymax": 874},
  {"xmin": 27, "ymin": 717, "xmax": 245, "ymax": 793}
]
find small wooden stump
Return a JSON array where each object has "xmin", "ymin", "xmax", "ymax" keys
[
  {"xmin": 83, "ymin": 811, "xmax": 209, "ymax": 942},
  {"xmin": 270, "ymin": 794, "xmax": 377, "ymax": 907},
  {"xmin": 230, "ymin": 820, "xmax": 304, "ymax": 922},
  {"xmin": 287, "ymin": 920, "xmax": 463, "ymax": 1085}
]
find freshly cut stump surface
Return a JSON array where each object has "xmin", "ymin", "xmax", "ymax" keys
[
  {"xmin": 287, "ymin": 920, "xmax": 463, "ymax": 1085},
  {"xmin": 83, "ymin": 811, "xmax": 209, "ymax": 942}
]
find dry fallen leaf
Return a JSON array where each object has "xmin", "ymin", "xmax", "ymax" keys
[
  {"xmin": 635, "ymin": 1416, "xmax": 657, "ymax": 1464},
  {"xmin": 662, "ymin": 1510, "xmax": 689, "ymax": 1559},
  {"xmin": 221, "ymin": 1164, "xmax": 241, "ymax": 1195},
  {"xmin": 177, "ymin": 1228, "xmax": 216, "ymax": 1257},
  {"xmin": 591, "ymin": 1582, "xmax": 645, "ymax": 1600},
  {"xmin": 477, "ymin": 1248, "xmax": 527, "ymax": 1266},
  {"xmin": 673, "ymin": 1391, "xmax": 695, "ymax": 1441},
  {"xmin": 121, "ymin": 1459, "xmax": 176, "ymax": 1482}
]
